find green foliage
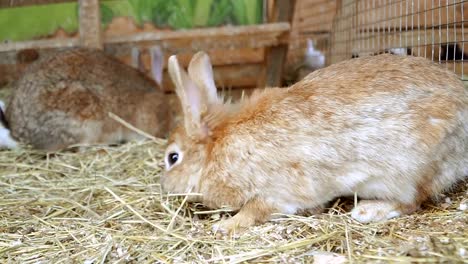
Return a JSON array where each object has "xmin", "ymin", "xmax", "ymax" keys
[
  {"xmin": 128, "ymin": 0, "xmax": 163, "ymax": 25},
  {"xmin": 231, "ymin": 0, "xmax": 262, "ymax": 25},
  {"xmin": 207, "ymin": 0, "xmax": 231, "ymax": 27},
  {"xmin": 127, "ymin": 0, "xmax": 263, "ymax": 29},
  {"xmin": 167, "ymin": 0, "xmax": 195, "ymax": 29},
  {"xmin": 100, "ymin": 4, "xmax": 115, "ymax": 26},
  {"xmin": 193, "ymin": 0, "xmax": 214, "ymax": 27},
  {"xmin": 0, "ymin": 0, "xmax": 264, "ymax": 42},
  {"xmin": 0, "ymin": 3, "xmax": 78, "ymax": 42},
  {"xmin": 150, "ymin": 1, "xmax": 172, "ymax": 27}
]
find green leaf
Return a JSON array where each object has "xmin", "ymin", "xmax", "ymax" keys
[
  {"xmin": 150, "ymin": 0, "xmax": 171, "ymax": 27},
  {"xmin": 192, "ymin": 0, "xmax": 214, "ymax": 27},
  {"xmin": 207, "ymin": 0, "xmax": 231, "ymax": 27},
  {"xmin": 0, "ymin": 3, "xmax": 79, "ymax": 42},
  {"xmin": 230, "ymin": 0, "xmax": 247, "ymax": 25},
  {"xmin": 100, "ymin": 3, "xmax": 115, "ymax": 26},
  {"xmin": 167, "ymin": 0, "xmax": 194, "ymax": 29},
  {"xmin": 245, "ymin": 0, "xmax": 262, "ymax": 24}
]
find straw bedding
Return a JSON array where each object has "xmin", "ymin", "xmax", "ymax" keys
[{"xmin": 0, "ymin": 88, "xmax": 467, "ymax": 263}]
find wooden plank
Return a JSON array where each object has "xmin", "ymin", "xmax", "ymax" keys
[
  {"xmin": 105, "ymin": 23, "xmax": 290, "ymax": 47},
  {"xmin": 0, "ymin": 61, "xmax": 263, "ymax": 91},
  {"xmin": 296, "ymin": 1, "xmax": 337, "ymax": 21},
  {"xmin": 0, "ymin": 0, "xmax": 74, "ymax": 8},
  {"xmin": 263, "ymin": 0, "xmax": 296, "ymax": 87},
  {"xmin": 117, "ymin": 48, "xmax": 265, "ymax": 70},
  {"xmin": 78, "ymin": 0, "xmax": 102, "ymax": 50},
  {"xmin": 0, "ymin": 38, "xmax": 78, "ymax": 53},
  {"xmin": 0, "ymin": 23, "xmax": 289, "ymax": 55},
  {"xmin": 161, "ymin": 64, "xmax": 264, "ymax": 92},
  {"xmin": 166, "ymin": 86, "xmax": 262, "ymax": 125}
]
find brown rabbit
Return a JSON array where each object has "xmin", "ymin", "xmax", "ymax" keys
[
  {"xmin": 4, "ymin": 47, "xmax": 169, "ymax": 151},
  {"xmin": 161, "ymin": 51, "xmax": 468, "ymax": 235}
]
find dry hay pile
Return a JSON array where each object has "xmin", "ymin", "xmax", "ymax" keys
[{"xmin": 0, "ymin": 139, "xmax": 465, "ymax": 263}]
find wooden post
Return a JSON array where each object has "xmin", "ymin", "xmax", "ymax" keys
[
  {"xmin": 78, "ymin": 0, "xmax": 102, "ymax": 49},
  {"xmin": 262, "ymin": 0, "xmax": 296, "ymax": 87}
]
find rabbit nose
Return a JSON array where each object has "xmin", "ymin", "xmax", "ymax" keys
[{"xmin": 157, "ymin": 161, "xmax": 165, "ymax": 169}]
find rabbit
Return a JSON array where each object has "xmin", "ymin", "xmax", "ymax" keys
[
  {"xmin": 0, "ymin": 100, "xmax": 17, "ymax": 149},
  {"xmin": 4, "ymin": 46, "xmax": 169, "ymax": 151},
  {"xmin": 352, "ymin": 47, "xmax": 412, "ymax": 58},
  {"xmin": 285, "ymin": 39, "xmax": 326, "ymax": 85},
  {"xmin": 161, "ymin": 51, "xmax": 468, "ymax": 235},
  {"xmin": 295, "ymin": 39, "xmax": 326, "ymax": 82}
]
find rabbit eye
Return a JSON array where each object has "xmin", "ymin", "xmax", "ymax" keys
[
  {"xmin": 168, "ymin": 152, "xmax": 179, "ymax": 166},
  {"xmin": 165, "ymin": 143, "xmax": 183, "ymax": 171}
]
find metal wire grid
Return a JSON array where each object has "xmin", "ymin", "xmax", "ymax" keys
[{"xmin": 330, "ymin": 0, "xmax": 467, "ymax": 81}]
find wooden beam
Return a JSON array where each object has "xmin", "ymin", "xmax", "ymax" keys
[
  {"xmin": 0, "ymin": 0, "xmax": 75, "ymax": 8},
  {"xmin": 161, "ymin": 63, "xmax": 264, "ymax": 92},
  {"xmin": 0, "ymin": 38, "xmax": 78, "ymax": 53},
  {"xmin": 263, "ymin": 0, "xmax": 296, "ymax": 87},
  {"xmin": 117, "ymin": 48, "xmax": 265, "ymax": 70},
  {"xmin": 105, "ymin": 22, "xmax": 290, "ymax": 51},
  {"xmin": 78, "ymin": 0, "xmax": 102, "ymax": 50},
  {"xmin": 0, "ymin": 23, "xmax": 289, "ymax": 56}
]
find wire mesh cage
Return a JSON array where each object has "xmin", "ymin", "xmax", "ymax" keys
[{"xmin": 330, "ymin": 0, "xmax": 468, "ymax": 82}]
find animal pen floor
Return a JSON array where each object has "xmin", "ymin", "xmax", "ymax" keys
[{"xmin": 0, "ymin": 86, "xmax": 467, "ymax": 263}]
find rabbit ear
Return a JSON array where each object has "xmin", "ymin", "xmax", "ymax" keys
[
  {"xmin": 131, "ymin": 47, "xmax": 145, "ymax": 72},
  {"xmin": 168, "ymin": 55, "xmax": 205, "ymax": 136},
  {"xmin": 150, "ymin": 45, "xmax": 164, "ymax": 87},
  {"xmin": 188, "ymin": 51, "xmax": 220, "ymax": 105}
]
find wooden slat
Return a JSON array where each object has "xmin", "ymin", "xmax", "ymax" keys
[
  {"xmin": 264, "ymin": 0, "xmax": 296, "ymax": 87},
  {"xmin": 0, "ymin": 23, "xmax": 290, "ymax": 55},
  {"xmin": 161, "ymin": 64, "xmax": 264, "ymax": 92},
  {"xmin": 105, "ymin": 23, "xmax": 290, "ymax": 49},
  {"xmin": 0, "ymin": 60, "xmax": 264, "ymax": 92},
  {"xmin": 78, "ymin": 0, "xmax": 102, "ymax": 50},
  {"xmin": 105, "ymin": 23, "xmax": 290, "ymax": 44},
  {"xmin": 117, "ymin": 48, "xmax": 265, "ymax": 69},
  {"xmin": 0, "ymin": 0, "xmax": 74, "ymax": 8},
  {"xmin": 0, "ymin": 38, "xmax": 79, "ymax": 53}
]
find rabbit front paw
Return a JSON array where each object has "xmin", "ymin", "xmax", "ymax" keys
[
  {"xmin": 211, "ymin": 197, "xmax": 274, "ymax": 236},
  {"xmin": 351, "ymin": 200, "xmax": 403, "ymax": 223},
  {"xmin": 212, "ymin": 214, "xmax": 255, "ymax": 236}
]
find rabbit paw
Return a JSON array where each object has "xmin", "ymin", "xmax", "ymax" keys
[
  {"xmin": 351, "ymin": 200, "xmax": 402, "ymax": 223},
  {"xmin": 212, "ymin": 215, "xmax": 255, "ymax": 236}
]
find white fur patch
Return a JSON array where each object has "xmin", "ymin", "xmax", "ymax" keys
[
  {"xmin": 428, "ymin": 117, "xmax": 443, "ymax": 125},
  {"xmin": 351, "ymin": 200, "xmax": 401, "ymax": 223},
  {"xmin": 279, "ymin": 203, "xmax": 299, "ymax": 215},
  {"xmin": 338, "ymin": 170, "xmax": 368, "ymax": 193},
  {"xmin": 388, "ymin": 48, "xmax": 408, "ymax": 56},
  {"xmin": 0, "ymin": 127, "xmax": 18, "ymax": 149}
]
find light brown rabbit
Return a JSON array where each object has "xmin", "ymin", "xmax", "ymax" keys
[
  {"xmin": 4, "ymin": 47, "xmax": 169, "ymax": 151},
  {"xmin": 162, "ymin": 52, "xmax": 468, "ymax": 235}
]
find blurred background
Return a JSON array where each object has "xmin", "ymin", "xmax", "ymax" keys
[{"xmin": 0, "ymin": 0, "xmax": 466, "ymax": 98}]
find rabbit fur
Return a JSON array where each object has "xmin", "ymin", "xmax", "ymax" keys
[
  {"xmin": 0, "ymin": 101, "xmax": 17, "ymax": 149},
  {"xmin": 162, "ymin": 51, "xmax": 468, "ymax": 234},
  {"xmin": 4, "ymin": 47, "xmax": 169, "ymax": 151}
]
